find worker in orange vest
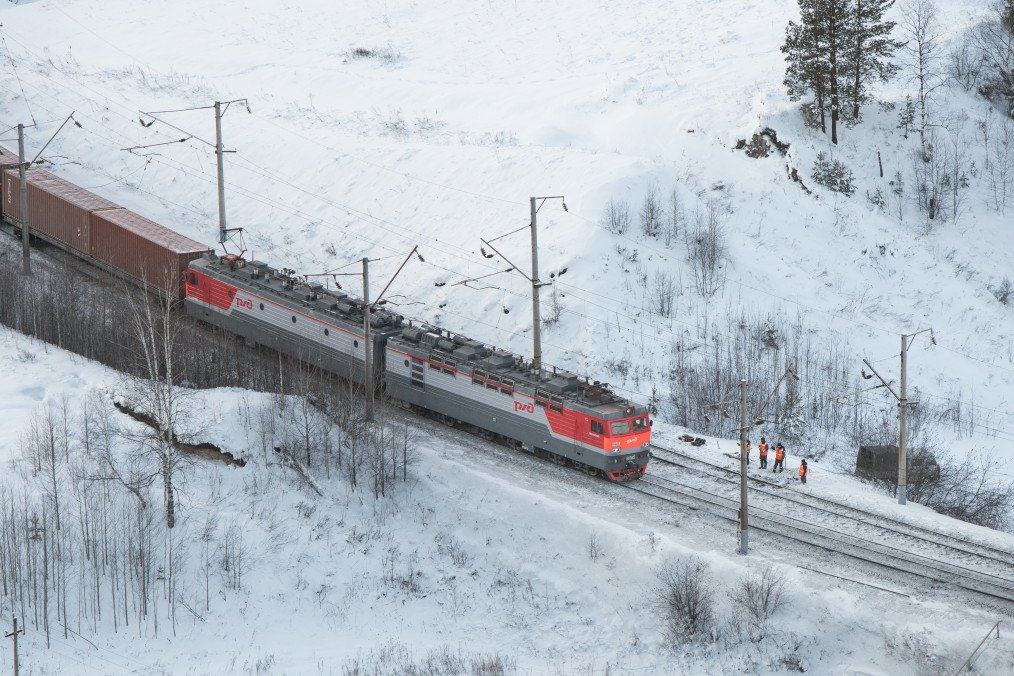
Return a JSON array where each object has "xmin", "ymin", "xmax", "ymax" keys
[
  {"xmin": 758, "ymin": 438, "xmax": 769, "ymax": 469},
  {"xmin": 773, "ymin": 443, "xmax": 785, "ymax": 473},
  {"xmin": 799, "ymin": 458, "xmax": 808, "ymax": 484}
]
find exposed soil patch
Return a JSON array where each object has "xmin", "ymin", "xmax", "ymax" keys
[{"xmin": 114, "ymin": 401, "xmax": 247, "ymax": 467}]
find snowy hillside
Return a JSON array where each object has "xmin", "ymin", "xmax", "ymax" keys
[
  {"xmin": 1, "ymin": 325, "xmax": 1013, "ymax": 674},
  {"xmin": 2, "ymin": 0, "xmax": 1013, "ymax": 481},
  {"xmin": 3, "ymin": 0, "xmax": 1014, "ymax": 672}
]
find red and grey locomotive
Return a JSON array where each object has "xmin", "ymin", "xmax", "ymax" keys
[
  {"xmin": 185, "ymin": 254, "xmax": 651, "ymax": 479},
  {"xmin": 0, "ymin": 149, "xmax": 652, "ymax": 479}
]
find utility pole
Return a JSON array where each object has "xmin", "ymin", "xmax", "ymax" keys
[
  {"xmin": 140, "ymin": 99, "xmax": 249, "ymax": 247},
  {"xmin": 6, "ymin": 616, "xmax": 24, "ymax": 676},
  {"xmin": 862, "ymin": 328, "xmax": 934, "ymax": 505},
  {"xmin": 899, "ymin": 334, "xmax": 909, "ymax": 505},
  {"xmin": 480, "ymin": 196, "xmax": 566, "ymax": 373},
  {"xmin": 214, "ymin": 101, "xmax": 228, "ymax": 245},
  {"xmin": 0, "ymin": 113, "xmax": 80, "ymax": 276},
  {"xmin": 738, "ymin": 379, "xmax": 748, "ymax": 555},
  {"xmin": 17, "ymin": 124, "xmax": 30, "ymax": 276},
  {"xmin": 361, "ymin": 246, "xmax": 424, "ymax": 422},
  {"xmin": 363, "ymin": 256, "xmax": 372, "ymax": 420},
  {"xmin": 714, "ymin": 366, "xmax": 799, "ymax": 556},
  {"xmin": 530, "ymin": 197, "xmax": 542, "ymax": 372}
]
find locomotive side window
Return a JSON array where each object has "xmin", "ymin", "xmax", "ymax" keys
[
  {"xmin": 500, "ymin": 377, "xmax": 514, "ymax": 395},
  {"xmin": 291, "ymin": 316, "xmax": 297, "ymax": 323},
  {"xmin": 324, "ymin": 328, "xmax": 329, "ymax": 337},
  {"xmin": 590, "ymin": 420, "xmax": 604, "ymax": 435},
  {"xmin": 610, "ymin": 421, "xmax": 631, "ymax": 435},
  {"xmin": 259, "ymin": 302, "xmax": 265, "ymax": 311},
  {"xmin": 633, "ymin": 417, "xmax": 648, "ymax": 432},
  {"xmin": 535, "ymin": 388, "xmax": 549, "ymax": 407},
  {"xmin": 186, "ymin": 272, "xmax": 198, "ymax": 286}
]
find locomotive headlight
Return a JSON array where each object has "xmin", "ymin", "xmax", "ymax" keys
[{"xmin": 642, "ymin": 442, "xmax": 650, "ymax": 449}]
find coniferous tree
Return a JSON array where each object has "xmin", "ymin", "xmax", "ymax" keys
[
  {"xmin": 847, "ymin": 0, "xmax": 903, "ymax": 120},
  {"xmin": 782, "ymin": 0, "xmax": 854, "ymax": 144},
  {"xmin": 784, "ymin": 16, "xmax": 829, "ymax": 133}
]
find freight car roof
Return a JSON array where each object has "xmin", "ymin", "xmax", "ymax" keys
[
  {"xmin": 92, "ymin": 208, "xmax": 208, "ymax": 254},
  {"xmin": 2, "ymin": 166, "xmax": 121, "ymax": 212}
]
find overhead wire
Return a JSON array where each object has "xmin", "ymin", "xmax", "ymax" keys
[{"xmin": 6, "ymin": 18, "xmax": 1014, "ymax": 428}]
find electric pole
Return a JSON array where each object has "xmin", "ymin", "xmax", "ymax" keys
[
  {"xmin": 713, "ymin": 366, "xmax": 799, "ymax": 556},
  {"xmin": 530, "ymin": 197, "xmax": 542, "ymax": 372},
  {"xmin": 214, "ymin": 101, "xmax": 228, "ymax": 245},
  {"xmin": 6, "ymin": 616, "xmax": 24, "ymax": 676},
  {"xmin": 862, "ymin": 328, "xmax": 934, "ymax": 505},
  {"xmin": 17, "ymin": 124, "xmax": 30, "ymax": 276},
  {"xmin": 899, "ymin": 334, "xmax": 909, "ymax": 504},
  {"xmin": 480, "ymin": 196, "xmax": 566, "ymax": 373},
  {"xmin": 738, "ymin": 379, "xmax": 748, "ymax": 555},
  {"xmin": 140, "ymin": 99, "xmax": 250, "ymax": 247},
  {"xmin": 363, "ymin": 256, "xmax": 372, "ymax": 420},
  {"xmin": 361, "ymin": 246, "xmax": 424, "ymax": 422}
]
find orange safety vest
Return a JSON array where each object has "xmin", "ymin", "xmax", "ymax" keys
[
  {"xmin": 759, "ymin": 442, "xmax": 768, "ymax": 456},
  {"xmin": 799, "ymin": 464, "xmax": 807, "ymax": 477},
  {"xmin": 775, "ymin": 447, "xmax": 784, "ymax": 460}
]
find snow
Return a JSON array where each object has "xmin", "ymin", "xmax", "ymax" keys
[{"xmin": 1, "ymin": 0, "xmax": 1014, "ymax": 672}]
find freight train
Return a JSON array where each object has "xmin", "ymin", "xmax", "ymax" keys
[{"xmin": 0, "ymin": 150, "xmax": 651, "ymax": 480}]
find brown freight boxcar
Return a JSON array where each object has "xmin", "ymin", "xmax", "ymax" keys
[
  {"xmin": 1, "ymin": 163, "xmax": 211, "ymax": 298},
  {"xmin": 89, "ymin": 208, "xmax": 210, "ymax": 299},
  {"xmin": 2, "ymin": 167, "xmax": 119, "ymax": 255}
]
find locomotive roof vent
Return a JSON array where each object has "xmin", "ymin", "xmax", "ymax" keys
[
  {"xmin": 485, "ymin": 351, "xmax": 513, "ymax": 369},
  {"xmin": 335, "ymin": 300, "xmax": 357, "ymax": 315},
  {"xmin": 453, "ymin": 344, "xmax": 487, "ymax": 361},
  {"xmin": 401, "ymin": 327, "xmax": 425, "ymax": 342},
  {"xmin": 436, "ymin": 338, "xmax": 456, "ymax": 352},
  {"xmin": 420, "ymin": 332, "xmax": 442, "ymax": 346}
]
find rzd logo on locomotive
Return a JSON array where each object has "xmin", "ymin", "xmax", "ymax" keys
[
  {"xmin": 235, "ymin": 298, "xmax": 254, "ymax": 310},
  {"xmin": 514, "ymin": 401, "xmax": 535, "ymax": 414}
]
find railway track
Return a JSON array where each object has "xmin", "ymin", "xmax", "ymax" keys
[
  {"xmin": 8, "ymin": 224, "xmax": 1014, "ymax": 606},
  {"xmin": 631, "ymin": 447, "xmax": 1014, "ymax": 605},
  {"xmin": 650, "ymin": 445, "xmax": 1014, "ymax": 570}
]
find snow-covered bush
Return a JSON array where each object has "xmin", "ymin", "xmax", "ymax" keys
[
  {"xmin": 654, "ymin": 555, "xmax": 715, "ymax": 643},
  {"xmin": 811, "ymin": 152, "xmax": 856, "ymax": 196},
  {"xmin": 728, "ymin": 567, "xmax": 788, "ymax": 626},
  {"xmin": 640, "ymin": 182, "xmax": 662, "ymax": 237},
  {"xmin": 601, "ymin": 198, "xmax": 631, "ymax": 234}
]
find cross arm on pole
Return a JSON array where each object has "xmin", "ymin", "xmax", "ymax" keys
[
  {"xmin": 862, "ymin": 359, "xmax": 900, "ymax": 401},
  {"xmin": 480, "ymin": 238, "xmax": 532, "ymax": 282},
  {"xmin": 371, "ymin": 245, "xmax": 424, "ymax": 308}
]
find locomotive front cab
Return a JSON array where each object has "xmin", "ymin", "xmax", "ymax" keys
[{"xmin": 601, "ymin": 408, "xmax": 651, "ymax": 481}]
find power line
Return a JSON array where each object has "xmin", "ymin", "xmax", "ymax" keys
[{"xmin": 5, "ymin": 27, "xmax": 1014, "ymax": 413}]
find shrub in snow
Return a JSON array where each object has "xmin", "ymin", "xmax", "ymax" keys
[
  {"xmin": 602, "ymin": 198, "xmax": 631, "ymax": 235},
  {"xmin": 640, "ymin": 182, "xmax": 662, "ymax": 237},
  {"xmin": 654, "ymin": 555, "xmax": 715, "ymax": 643},
  {"xmin": 728, "ymin": 567, "xmax": 788, "ymax": 626},
  {"xmin": 991, "ymin": 276, "xmax": 1013, "ymax": 305},
  {"xmin": 811, "ymin": 152, "xmax": 856, "ymax": 196}
]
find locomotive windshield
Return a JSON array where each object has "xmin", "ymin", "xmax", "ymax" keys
[{"xmin": 610, "ymin": 421, "xmax": 630, "ymax": 435}]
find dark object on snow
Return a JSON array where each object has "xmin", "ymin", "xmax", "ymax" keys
[
  {"xmin": 855, "ymin": 445, "xmax": 939, "ymax": 485},
  {"xmin": 691, "ymin": 437, "xmax": 706, "ymax": 447}
]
